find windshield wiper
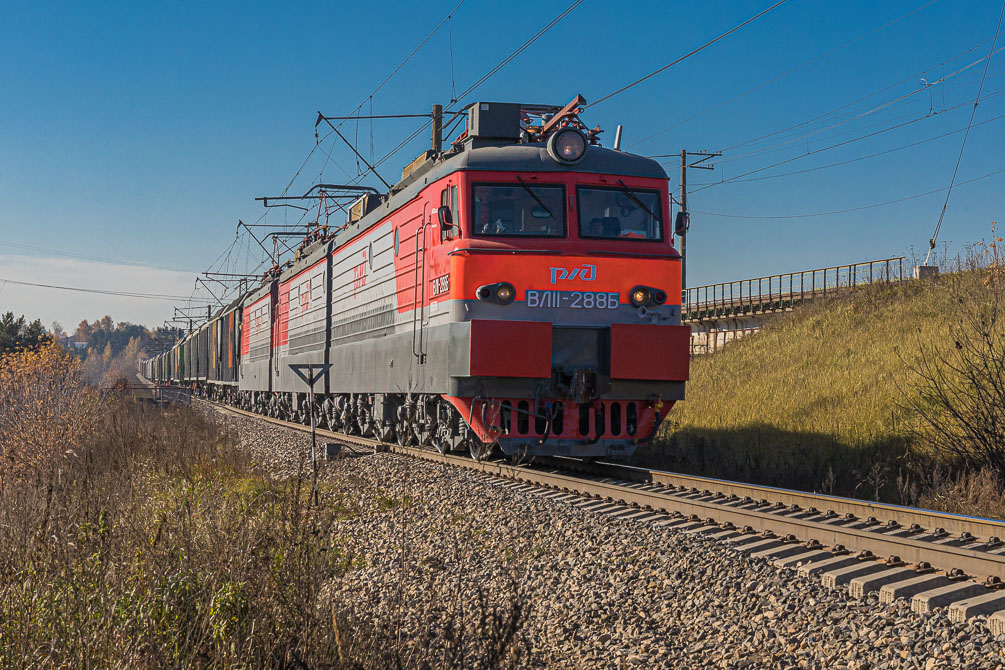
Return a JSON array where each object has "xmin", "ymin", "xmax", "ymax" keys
[
  {"xmin": 616, "ymin": 179, "xmax": 660, "ymax": 222},
  {"xmin": 516, "ymin": 176, "xmax": 554, "ymax": 219}
]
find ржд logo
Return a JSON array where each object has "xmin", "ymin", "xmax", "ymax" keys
[{"xmin": 549, "ymin": 264, "xmax": 597, "ymax": 284}]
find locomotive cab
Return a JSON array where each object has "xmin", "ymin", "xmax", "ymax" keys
[{"xmin": 414, "ymin": 100, "xmax": 690, "ymax": 458}]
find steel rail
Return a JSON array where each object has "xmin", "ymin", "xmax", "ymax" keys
[
  {"xmin": 201, "ymin": 400, "xmax": 1005, "ymax": 580},
  {"xmin": 547, "ymin": 458, "xmax": 1005, "ymax": 542}
]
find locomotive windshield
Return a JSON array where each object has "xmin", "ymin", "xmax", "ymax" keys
[
  {"xmin": 577, "ymin": 185, "xmax": 663, "ymax": 241},
  {"xmin": 472, "ymin": 183, "xmax": 565, "ymax": 237}
]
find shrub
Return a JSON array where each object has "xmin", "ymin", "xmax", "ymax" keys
[
  {"xmin": 906, "ymin": 229, "xmax": 1005, "ymax": 472},
  {"xmin": 0, "ymin": 342, "xmax": 99, "ymax": 486}
]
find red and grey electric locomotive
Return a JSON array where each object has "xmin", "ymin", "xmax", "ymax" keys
[{"xmin": 146, "ymin": 96, "xmax": 690, "ymax": 460}]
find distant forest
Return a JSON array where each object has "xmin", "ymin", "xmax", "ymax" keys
[{"xmin": 0, "ymin": 311, "xmax": 181, "ymax": 384}]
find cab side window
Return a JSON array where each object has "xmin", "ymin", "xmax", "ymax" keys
[
  {"xmin": 440, "ymin": 185, "xmax": 459, "ymax": 242},
  {"xmin": 450, "ymin": 185, "xmax": 459, "ymax": 234}
]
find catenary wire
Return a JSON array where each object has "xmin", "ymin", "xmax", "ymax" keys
[
  {"xmin": 710, "ymin": 57, "xmax": 1005, "ymax": 165},
  {"xmin": 0, "ymin": 277, "xmax": 215, "ymax": 301},
  {"xmin": 924, "ymin": 0, "xmax": 1005, "ymax": 263},
  {"xmin": 250, "ymin": 0, "xmax": 582, "ymax": 272},
  {"xmin": 689, "ymin": 86, "xmax": 1005, "ymax": 195},
  {"xmin": 674, "ymin": 111, "xmax": 1005, "ymax": 185},
  {"xmin": 690, "ymin": 167, "xmax": 1005, "ymax": 219},
  {"xmin": 629, "ymin": 0, "xmax": 942, "ymax": 148},
  {"xmin": 713, "ymin": 49, "xmax": 1005, "ymax": 168},
  {"xmin": 281, "ymin": 0, "xmax": 468, "ymax": 197},
  {"xmin": 327, "ymin": 0, "xmax": 585, "ymax": 191},
  {"xmin": 585, "ymin": 0, "xmax": 791, "ymax": 109},
  {"xmin": 201, "ymin": 2, "xmax": 473, "ymax": 305},
  {"xmin": 716, "ymin": 32, "xmax": 1005, "ymax": 154},
  {"xmin": 706, "ymin": 70, "xmax": 1005, "ymax": 168},
  {"xmin": 645, "ymin": 75, "xmax": 1005, "ymax": 163}
]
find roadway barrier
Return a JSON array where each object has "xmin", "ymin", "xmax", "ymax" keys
[{"xmin": 683, "ymin": 257, "xmax": 906, "ymax": 324}]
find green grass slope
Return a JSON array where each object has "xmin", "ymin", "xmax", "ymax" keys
[{"xmin": 634, "ymin": 275, "xmax": 967, "ymax": 500}]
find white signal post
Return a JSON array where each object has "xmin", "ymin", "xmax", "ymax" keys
[{"xmin": 288, "ymin": 363, "xmax": 332, "ymax": 505}]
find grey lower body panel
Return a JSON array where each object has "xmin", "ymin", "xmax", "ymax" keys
[
  {"xmin": 240, "ymin": 357, "xmax": 272, "ymax": 392},
  {"xmin": 325, "ymin": 323, "xmax": 464, "ymax": 394},
  {"xmin": 274, "ymin": 348, "xmax": 329, "ymax": 393}
]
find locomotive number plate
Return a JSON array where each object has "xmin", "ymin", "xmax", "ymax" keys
[
  {"xmin": 525, "ymin": 290, "xmax": 620, "ymax": 309},
  {"xmin": 430, "ymin": 274, "xmax": 450, "ymax": 297}
]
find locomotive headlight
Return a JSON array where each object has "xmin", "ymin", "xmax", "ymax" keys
[
  {"xmin": 653, "ymin": 289, "xmax": 667, "ymax": 305},
  {"xmin": 630, "ymin": 286, "xmax": 651, "ymax": 307},
  {"xmin": 547, "ymin": 128, "xmax": 587, "ymax": 164},
  {"xmin": 495, "ymin": 282, "xmax": 516, "ymax": 304},
  {"xmin": 476, "ymin": 282, "xmax": 516, "ymax": 305}
]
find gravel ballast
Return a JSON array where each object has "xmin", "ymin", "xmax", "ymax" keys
[{"xmin": 207, "ymin": 407, "xmax": 1005, "ymax": 669}]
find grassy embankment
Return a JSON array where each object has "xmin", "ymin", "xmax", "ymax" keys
[{"xmin": 635, "ymin": 269, "xmax": 1001, "ymax": 511}]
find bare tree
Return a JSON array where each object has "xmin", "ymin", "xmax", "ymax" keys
[{"xmin": 907, "ymin": 223, "xmax": 1005, "ymax": 472}]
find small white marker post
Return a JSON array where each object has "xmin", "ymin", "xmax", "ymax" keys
[{"xmin": 288, "ymin": 363, "xmax": 332, "ymax": 505}]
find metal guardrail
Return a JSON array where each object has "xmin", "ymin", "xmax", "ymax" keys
[
  {"xmin": 103, "ymin": 384, "xmax": 193, "ymax": 405},
  {"xmin": 151, "ymin": 386, "xmax": 193, "ymax": 405},
  {"xmin": 683, "ymin": 257, "xmax": 905, "ymax": 323}
]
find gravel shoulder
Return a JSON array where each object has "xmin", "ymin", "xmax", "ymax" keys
[{"xmin": 206, "ymin": 406, "xmax": 1005, "ymax": 670}]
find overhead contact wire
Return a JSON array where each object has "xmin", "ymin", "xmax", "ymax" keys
[
  {"xmin": 586, "ymin": 0, "xmax": 791, "ymax": 109},
  {"xmin": 337, "ymin": 0, "xmax": 584, "ymax": 188},
  {"xmin": 690, "ymin": 168, "xmax": 1005, "ymax": 219},
  {"xmin": 629, "ymin": 0, "xmax": 942, "ymax": 148},
  {"xmin": 924, "ymin": 0, "xmax": 1005, "ymax": 263},
  {"xmin": 676, "ymin": 111, "xmax": 1005, "ymax": 185},
  {"xmin": 0, "ymin": 277, "xmax": 214, "ymax": 301},
  {"xmin": 717, "ymin": 33, "xmax": 1005, "ymax": 154}
]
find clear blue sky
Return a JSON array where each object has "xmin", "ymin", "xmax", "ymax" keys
[{"xmin": 1, "ymin": 0, "xmax": 1003, "ymax": 327}]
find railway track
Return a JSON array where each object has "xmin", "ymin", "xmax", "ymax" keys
[{"xmin": 203, "ymin": 398, "xmax": 1005, "ymax": 629}]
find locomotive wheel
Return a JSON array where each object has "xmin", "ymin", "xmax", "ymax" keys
[
  {"xmin": 342, "ymin": 416, "xmax": 359, "ymax": 435},
  {"xmin": 394, "ymin": 420, "xmax": 416, "ymax": 446},
  {"xmin": 468, "ymin": 439, "xmax": 493, "ymax": 462},
  {"xmin": 321, "ymin": 399, "xmax": 337, "ymax": 431},
  {"xmin": 375, "ymin": 423, "xmax": 395, "ymax": 443},
  {"xmin": 433, "ymin": 423, "xmax": 464, "ymax": 454},
  {"xmin": 358, "ymin": 417, "xmax": 374, "ymax": 437}
]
